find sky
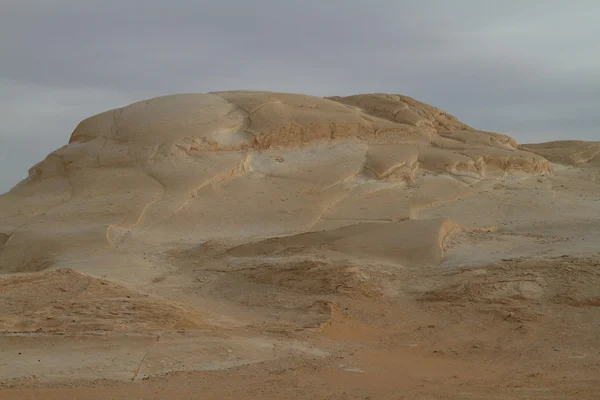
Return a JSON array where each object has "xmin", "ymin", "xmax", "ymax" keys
[{"xmin": 1, "ymin": 0, "xmax": 599, "ymax": 192}]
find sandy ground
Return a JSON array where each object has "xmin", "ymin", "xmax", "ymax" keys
[{"xmin": 1, "ymin": 92, "xmax": 599, "ymax": 398}]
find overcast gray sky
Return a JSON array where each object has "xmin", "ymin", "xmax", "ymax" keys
[{"xmin": 1, "ymin": 0, "xmax": 599, "ymax": 192}]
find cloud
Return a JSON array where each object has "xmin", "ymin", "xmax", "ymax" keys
[{"xmin": 1, "ymin": 0, "xmax": 599, "ymax": 192}]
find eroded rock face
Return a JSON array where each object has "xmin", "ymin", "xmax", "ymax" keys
[{"xmin": 0, "ymin": 91, "xmax": 565, "ymax": 273}]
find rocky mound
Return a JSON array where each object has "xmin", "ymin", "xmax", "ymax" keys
[
  {"xmin": 520, "ymin": 140, "xmax": 600, "ymax": 166},
  {"xmin": 0, "ymin": 92, "xmax": 559, "ymax": 274},
  {"xmin": 0, "ymin": 92, "xmax": 599, "ymax": 391},
  {"xmin": 0, "ymin": 268, "xmax": 204, "ymax": 333}
]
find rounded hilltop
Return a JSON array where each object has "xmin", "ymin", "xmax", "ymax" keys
[
  {"xmin": 0, "ymin": 91, "xmax": 599, "ymax": 392},
  {"xmin": 1, "ymin": 90, "xmax": 579, "ymax": 273},
  {"xmin": 68, "ymin": 91, "xmax": 472, "ymax": 150}
]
